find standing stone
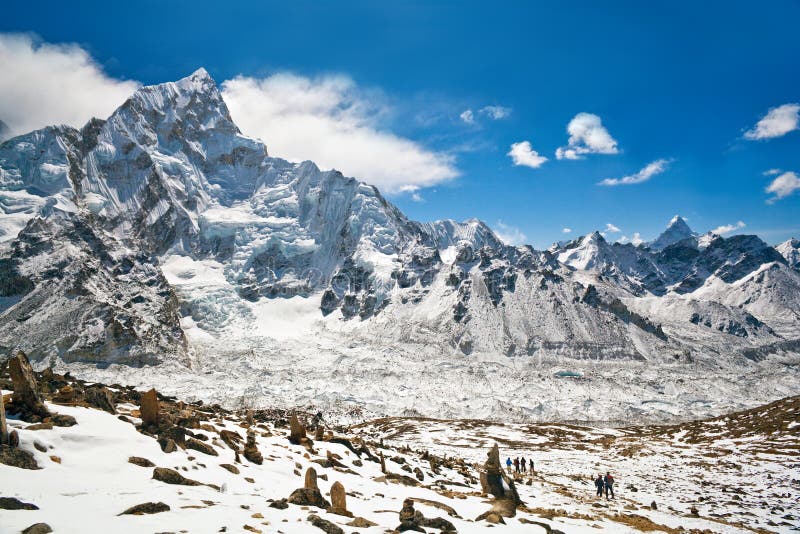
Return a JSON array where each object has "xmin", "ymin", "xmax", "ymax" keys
[
  {"xmin": 0, "ymin": 392, "xmax": 7, "ymax": 445},
  {"xmin": 327, "ymin": 481, "xmax": 353, "ymax": 517},
  {"xmin": 305, "ymin": 467, "xmax": 318, "ymax": 490},
  {"xmin": 289, "ymin": 414, "xmax": 305, "ymax": 444},
  {"xmin": 483, "ymin": 443, "xmax": 506, "ymax": 498},
  {"xmin": 380, "ymin": 451, "xmax": 386, "ymax": 473},
  {"xmin": 140, "ymin": 388, "xmax": 159, "ymax": 427},
  {"xmin": 314, "ymin": 425, "xmax": 324, "ymax": 441},
  {"xmin": 8, "ymin": 352, "xmax": 50, "ymax": 418}
]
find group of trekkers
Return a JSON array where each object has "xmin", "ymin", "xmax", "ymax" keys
[
  {"xmin": 505, "ymin": 456, "xmax": 534, "ymax": 474},
  {"xmin": 594, "ymin": 472, "xmax": 615, "ymax": 499}
]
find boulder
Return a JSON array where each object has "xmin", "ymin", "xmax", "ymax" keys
[
  {"xmin": 158, "ymin": 425, "xmax": 186, "ymax": 448},
  {"xmin": 0, "ymin": 444, "xmax": 39, "ymax": 469},
  {"xmin": 21, "ymin": 524, "xmax": 52, "ymax": 534},
  {"xmin": 186, "ymin": 437, "xmax": 218, "ymax": 456},
  {"xmin": 308, "ymin": 513, "xmax": 344, "ymax": 534},
  {"xmin": 219, "ymin": 429, "xmax": 243, "ymax": 450},
  {"xmin": 139, "ymin": 388, "xmax": 159, "ymax": 427},
  {"xmin": 51, "ymin": 413, "xmax": 77, "ymax": 427},
  {"xmin": 119, "ymin": 502, "xmax": 170, "ymax": 515},
  {"xmin": 0, "ymin": 496, "xmax": 39, "ymax": 510},
  {"xmin": 268, "ymin": 498, "xmax": 288, "ymax": 509},
  {"xmin": 128, "ymin": 456, "xmax": 155, "ymax": 468},
  {"xmin": 327, "ymin": 481, "xmax": 353, "ymax": 517},
  {"xmin": 152, "ymin": 467, "xmax": 203, "ymax": 486},
  {"xmin": 85, "ymin": 386, "xmax": 116, "ymax": 414},
  {"xmin": 347, "ymin": 517, "xmax": 378, "ymax": 528},
  {"xmin": 220, "ymin": 463, "xmax": 240, "ymax": 474},
  {"xmin": 8, "ymin": 352, "xmax": 50, "ymax": 419}
]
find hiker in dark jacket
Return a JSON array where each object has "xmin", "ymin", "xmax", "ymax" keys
[
  {"xmin": 513, "ymin": 457, "xmax": 520, "ymax": 473},
  {"xmin": 604, "ymin": 472, "xmax": 615, "ymax": 499},
  {"xmin": 520, "ymin": 457, "xmax": 527, "ymax": 473},
  {"xmin": 594, "ymin": 474, "xmax": 604, "ymax": 497},
  {"xmin": 529, "ymin": 458, "xmax": 534, "ymax": 473}
]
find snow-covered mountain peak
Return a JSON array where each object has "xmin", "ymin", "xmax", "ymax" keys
[
  {"xmin": 649, "ymin": 215, "xmax": 696, "ymax": 251},
  {"xmin": 776, "ymin": 237, "xmax": 800, "ymax": 268}
]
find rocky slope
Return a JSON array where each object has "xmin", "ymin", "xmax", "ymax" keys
[
  {"xmin": 0, "ymin": 69, "xmax": 798, "ymax": 422},
  {"xmin": 2, "ymin": 366, "xmax": 798, "ymax": 533}
]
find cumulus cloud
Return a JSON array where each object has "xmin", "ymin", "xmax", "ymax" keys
[
  {"xmin": 630, "ymin": 232, "xmax": 644, "ymax": 246},
  {"xmin": 480, "ymin": 105, "xmax": 511, "ymax": 120},
  {"xmin": 744, "ymin": 103, "xmax": 800, "ymax": 140},
  {"xmin": 459, "ymin": 109, "xmax": 475, "ymax": 124},
  {"xmin": 507, "ymin": 141, "xmax": 548, "ymax": 169},
  {"xmin": 605, "ymin": 223, "xmax": 621, "ymax": 233},
  {"xmin": 494, "ymin": 220, "xmax": 527, "ymax": 246},
  {"xmin": 765, "ymin": 171, "xmax": 800, "ymax": 203},
  {"xmin": 222, "ymin": 73, "xmax": 459, "ymax": 194},
  {"xmin": 711, "ymin": 221, "xmax": 746, "ymax": 235},
  {"xmin": 555, "ymin": 112, "xmax": 619, "ymax": 160},
  {"xmin": 562, "ymin": 227, "xmax": 572, "ymax": 234},
  {"xmin": 0, "ymin": 33, "xmax": 140, "ymax": 136},
  {"xmin": 599, "ymin": 159, "xmax": 671, "ymax": 186}
]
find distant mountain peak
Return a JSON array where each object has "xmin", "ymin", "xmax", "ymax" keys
[{"xmin": 649, "ymin": 215, "xmax": 696, "ymax": 250}]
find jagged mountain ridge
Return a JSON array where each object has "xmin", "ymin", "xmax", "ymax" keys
[{"xmin": 0, "ymin": 69, "xmax": 798, "ymax": 422}]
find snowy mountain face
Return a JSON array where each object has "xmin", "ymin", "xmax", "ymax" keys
[
  {"xmin": 0, "ymin": 70, "xmax": 799, "ymax": 422},
  {"xmin": 776, "ymin": 237, "xmax": 800, "ymax": 268}
]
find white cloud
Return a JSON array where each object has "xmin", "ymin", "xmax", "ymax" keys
[
  {"xmin": 765, "ymin": 171, "xmax": 800, "ymax": 203},
  {"xmin": 410, "ymin": 191, "xmax": 424, "ymax": 202},
  {"xmin": 763, "ymin": 168, "xmax": 782, "ymax": 176},
  {"xmin": 0, "ymin": 33, "xmax": 140, "ymax": 136},
  {"xmin": 562, "ymin": 227, "xmax": 572, "ymax": 234},
  {"xmin": 744, "ymin": 103, "xmax": 800, "ymax": 140},
  {"xmin": 630, "ymin": 232, "xmax": 644, "ymax": 246},
  {"xmin": 480, "ymin": 105, "xmax": 511, "ymax": 120},
  {"xmin": 599, "ymin": 159, "xmax": 671, "ymax": 186},
  {"xmin": 605, "ymin": 223, "xmax": 621, "ymax": 233},
  {"xmin": 459, "ymin": 109, "xmax": 475, "ymax": 124},
  {"xmin": 494, "ymin": 220, "xmax": 527, "ymax": 246},
  {"xmin": 711, "ymin": 221, "xmax": 746, "ymax": 235},
  {"xmin": 555, "ymin": 112, "xmax": 619, "ymax": 160},
  {"xmin": 222, "ymin": 73, "xmax": 459, "ymax": 194},
  {"xmin": 507, "ymin": 141, "xmax": 548, "ymax": 169}
]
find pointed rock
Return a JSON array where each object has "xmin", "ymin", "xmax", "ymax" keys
[
  {"xmin": 8, "ymin": 352, "xmax": 50, "ymax": 419},
  {"xmin": 139, "ymin": 388, "xmax": 159, "ymax": 427},
  {"xmin": 327, "ymin": 481, "xmax": 353, "ymax": 517},
  {"xmin": 0, "ymin": 392, "xmax": 7, "ymax": 445}
]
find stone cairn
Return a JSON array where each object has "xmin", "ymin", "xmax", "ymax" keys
[
  {"xmin": 243, "ymin": 429, "xmax": 263, "ymax": 465},
  {"xmin": 327, "ymin": 480, "xmax": 353, "ymax": 517},
  {"xmin": 396, "ymin": 498, "xmax": 425, "ymax": 532},
  {"xmin": 287, "ymin": 467, "xmax": 330, "ymax": 509}
]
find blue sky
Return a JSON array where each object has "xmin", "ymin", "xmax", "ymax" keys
[{"xmin": 1, "ymin": 1, "xmax": 798, "ymax": 247}]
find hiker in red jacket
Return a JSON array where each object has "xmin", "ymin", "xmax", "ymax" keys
[{"xmin": 604, "ymin": 472, "xmax": 615, "ymax": 499}]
